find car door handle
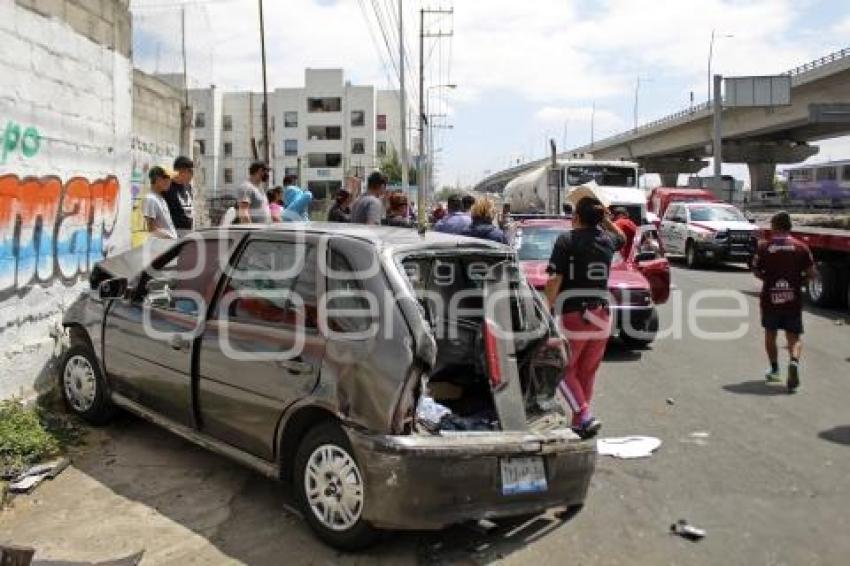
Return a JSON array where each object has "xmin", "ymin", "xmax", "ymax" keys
[{"xmin": 277, "ymin": 359, "xmax": 313, "ymax": 374}]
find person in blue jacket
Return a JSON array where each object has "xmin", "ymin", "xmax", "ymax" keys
[
  {"xmin": 281, "ymin": 175, "xmax": 313, "ymax": 221},
  {"xmin": 463, "ymin": 198, "xmax": 507, "ymax": 244}
]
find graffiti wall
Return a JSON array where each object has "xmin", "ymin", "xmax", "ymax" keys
[{"xmin": 0, "ymin": 1, "xmax": 133, "ymax": 399}]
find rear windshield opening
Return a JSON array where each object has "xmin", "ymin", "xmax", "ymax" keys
[{"xmin": 399, "ymin": 252, "xmax": 560, "ymax": 433}]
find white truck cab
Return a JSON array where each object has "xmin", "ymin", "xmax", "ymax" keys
[{"xmin": 659, "ymin": 202, "xmax": 758, "ymax": 268}]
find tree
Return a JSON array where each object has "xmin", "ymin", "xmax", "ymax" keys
[{"xmin": 379, "ymin": 148, "xmax": 417, "ymax": 185}]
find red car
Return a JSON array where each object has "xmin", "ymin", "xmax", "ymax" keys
[{"xmin": 508, "ymin": 217, "xmax": 671, "ymax": 348}]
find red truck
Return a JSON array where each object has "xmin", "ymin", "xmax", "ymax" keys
[
  {"xmin": 791, "ymin": 226, "xmax": 850, "ymax": 308},
  {"xmin": 507, "ymin": 217, "xmax": 671, "ymax": 348},
  {"xmin": 647, "ymin": 187, "xmax": 719, "ymax": 223}
]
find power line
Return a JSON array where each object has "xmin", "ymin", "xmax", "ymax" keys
[{"xmin": 357, "ymin": 0, "xmax": 395, "ymax": 88}]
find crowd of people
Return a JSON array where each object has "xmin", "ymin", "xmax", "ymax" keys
[{"xmin": 143, "ymin": 159, "xmax": 512, "ymax": 246}]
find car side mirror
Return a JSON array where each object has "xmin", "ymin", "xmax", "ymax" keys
[
  {"xmin": 98, "ymin": 277, "xmax": 128, "ymax": 300},
  {"xmin": 635, "ymin": 251, "xmax": 657, "ymax": 262}
]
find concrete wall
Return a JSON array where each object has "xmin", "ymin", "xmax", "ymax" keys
[
  {"xmin": 0, "ymin": 0, "xmax": 133, "ymax": 399},
  {"xmin": 130, "ymin": 69, "xmax": 183, "ymax": 246}
]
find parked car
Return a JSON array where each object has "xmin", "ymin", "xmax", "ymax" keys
[
  {"xmin": 60, "ymin": 224, "xmax": 596, "ymax": 549},
  {"xmin": 507, "ymin": 217, "xmax": 670, "ymax": 348},
  {"xmin": 659, "ymin": 202, "xmax": 758, "ymax": 268}
]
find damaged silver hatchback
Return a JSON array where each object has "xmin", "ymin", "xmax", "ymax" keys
[{"xmin": 60, "ymin": 224, "xmax": 596, "ymax": 549}]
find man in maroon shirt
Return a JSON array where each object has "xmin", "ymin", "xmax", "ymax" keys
[{"xmin": 752, "ymin": 212, "xmax": 816, "ymax": 392}]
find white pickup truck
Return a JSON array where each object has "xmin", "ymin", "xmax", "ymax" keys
[{"xmin": 659, "ymin": 202, "xmax": 758, "ymax": 268}]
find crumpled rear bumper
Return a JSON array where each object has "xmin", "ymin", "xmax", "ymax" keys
[{"xmin": 347, "ymin": 428, "xmax": 597, "ymax": 530}]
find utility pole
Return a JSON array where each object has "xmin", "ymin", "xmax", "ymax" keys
[
  {"xmin": 399, "ymin": 0, "xmax": 408, "ymax": 197},
  {"xmin": 590, "ymin": 102, "xmax": 596, "ymax": 148},
  {"xmin": 633, "ymin": 76, "xmax": 640, "ymax": 131},
  {"xmin": 259, "ymin": 0, "xmax": 270, "ymax": 165},
  {"xmin": 712, "ymin": 74, "xmax": 725, "ymax": 201},
  {"xmin": 180, "ymin": 7, "xmax": 191, "ymax": 156},
  {"xmin": 417, "ymin": 6, "xmax": 453, "ymax": 226}
]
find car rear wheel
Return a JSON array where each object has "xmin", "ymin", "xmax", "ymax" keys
[
  {"xmin": 806, "ymin": 261, "xmax": 840, "ymax": 307},
  {"xmin": 685, "ymin": 241, "xmax": 700, "ymax": 269},
  {"xmin": 59, "ymin": 344, "xmax": 115, "ymax": 425},
  {"xmin": 294, "ymin": 422, "xmax": 379, "ymax": 550}
]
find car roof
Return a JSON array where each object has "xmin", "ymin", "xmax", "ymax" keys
[
  {"xmin": 515, "ymin": 218, "xmax": 572, "ymax": 228},
  {"xmin": 682, "ymin": 201, "xmax": 734, "ymax": 208},
  {"xmin": 197, "ymin": 222, "xmax": 508, "ymax": 253}
]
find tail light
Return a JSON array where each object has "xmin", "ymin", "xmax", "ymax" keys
[{"xmin": 483, "ymin": 320, "xmax": 502, "ymax": 389}]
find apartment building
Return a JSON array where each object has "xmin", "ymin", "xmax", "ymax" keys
[{"xmin": 189, "ymin": 69, "xmax": 407, "ymax": 202}]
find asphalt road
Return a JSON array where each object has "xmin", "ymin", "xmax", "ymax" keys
[{"xmin": 2, "ymin": 263, "xmax": 849, "ymax": 565}]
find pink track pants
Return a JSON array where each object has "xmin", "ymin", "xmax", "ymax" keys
[{"xmin": 557, "ymin": 307, "xmax": 612, "ymax": 426}]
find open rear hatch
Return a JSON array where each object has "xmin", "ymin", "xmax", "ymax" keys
[{"xmin": 398, "ymin": 252, "xmax": 570, "ymax": 434}]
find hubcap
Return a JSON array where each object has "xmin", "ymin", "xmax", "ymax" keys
[
  {"xmin": 304, "ymin": 444, "xmax": 364, "ymax": 531},
  {"xmin": 63, "ymin": 355, "xmax": 97, "ymax": 412},
  {"xmin": 809, "ymin": 274, "xmax": 823, "ymax": 301}
]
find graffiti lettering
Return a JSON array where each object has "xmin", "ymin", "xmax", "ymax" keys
[
  {"xmin": 0, "ymin": 175, "xmax": 120, "ymax": 299},
  {"xmin": 2, "ymin": 121, "xmax": 41, "ymax": 164}
]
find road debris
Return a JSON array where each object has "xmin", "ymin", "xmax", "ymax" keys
[
  {"xmin": 666, "ymin": 397, "xmax": 675, "ymax": 405},
  {"xmin": 597, "ymin": 436, "xmax": 662, "ymax": 459},
  {"xmin": 670, "ymin": 519, "xmax": 706, "ymax": 541},
  {"xmin": 8, "ymin": 458, "xmax": 70, "ymax": 494}
]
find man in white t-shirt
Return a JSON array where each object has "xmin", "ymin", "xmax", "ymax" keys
[
  {"xmin": 143, "ymin": 166, "xmax": 178, "ymax": 239},
  {"xmin": 237, "ymin": 161, "xmax": 272, "ymax": 224}
]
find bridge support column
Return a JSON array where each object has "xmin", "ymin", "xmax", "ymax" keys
[
  {"xmin": 659, "ymin": 173, "xmax": 679, "ymax": 187},
  {"xmin": 747, "ymin": 162, "xmax": 777, "ymax": 193}
]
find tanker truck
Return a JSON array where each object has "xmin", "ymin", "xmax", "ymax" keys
[{"xmin": 504, "ymin": 159, "xmax": 648, "ymax": 224}]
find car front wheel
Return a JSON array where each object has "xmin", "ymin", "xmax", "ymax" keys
[
  {"xmin": 59, "ymin": 344, "xmax": 115, "ymax": 424},
  {"xmin": 685, "ymin": 241, "xmax": 700, "ymax": 269},
  {"xmin": 294, "ymin": 422, "xmax": 378, "ymax": 550}
]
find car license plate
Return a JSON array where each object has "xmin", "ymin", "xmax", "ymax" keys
[{"xmin": 500, "ymin": 457, "xmax": 547, "ymax": 495}]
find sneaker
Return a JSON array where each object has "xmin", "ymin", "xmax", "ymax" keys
[
  {"xmin": 573, "ymin": 417, "xmax": 602, "ymax": 440},
  {"xmin": 787, "ymin": 363, "xmax": 800, "ymax": 393},
  {"xmin": 764, "ymin": 368, "xmax": 782, "ymax": 383}
]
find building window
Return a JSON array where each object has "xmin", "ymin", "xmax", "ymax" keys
[
  {"xmin": 196, "ymin": 140, "xmax": 206, "ymax": 155},
  {"xmin": 194, "ymin": 112, "xmax": 206, "ymax": 128},
  {"xmin": 285, "ymin": 167, "xmax": 299, "ymax": 178},
  {"xmin": 351, "ymin": 138, "xmax": 365, "ymax": 155},
  {"xmin": 307, "ymin": 153, "xmax": 342, "ymax": 168},
  {"xmin": 307, "ymin": 181, "xmax": 342, "ymax": 201},
  {"xmin": 224, "ymin": 168, "xmax": 233, "ymax": 184},
  {"xmin": 307, "ymin": 126, "xmax": 342, "ymax": 141},
  {"xmin": 223, "ymin": 142, "xmax": 233, "ymax": 157},
  {"xmin": 223, "ymin": 115, "xmax": 233, "ymax": 131},
  {"xmin": 351, "ymin": 110, "xmax": 365, "ymax": 127},
  {"xmin": 351, "ymin": 165, "xmax": 366, "ymax": 179},
  {"xmin": 285, "ymin": 139, "xmax": 298, "ymax": 156},
  {"xmin": 377, "ymin": 141, "xmax": 387, "ymax": 157},
  {"xmin": 307, "ymin": 97, "xmax": 341, "ymax": 113},
  {"xmin": 376, "ymin": 114, "xmax": 387, "ymax": 131},
  {"xmin": 815, "ymin": 166, "xmax": 837, "ymax": 181},
  {"xmin": 284, "ymin": 111, "xmax": 298, "ymax": 127}
]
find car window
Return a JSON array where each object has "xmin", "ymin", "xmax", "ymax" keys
[
  {"xmin": 688, "ymin": 205, "xmax": 745, "ymax": 222},
  {"xmin": 140, "ymin": 238, "xmax": 233, "ymax": 316},
  {"xmin": 218, "ymin": 240, "xmax": 318, "ymax": 329},
  {"xmin": 515, "ymin": 227, "xmax": 564, "ymax": 260},
  {"xmin": 326, "ymin": 251, "xmax": 372, "ymax": 334}
]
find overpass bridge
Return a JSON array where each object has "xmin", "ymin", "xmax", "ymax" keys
[{"xmin": 475, "ymin": 47, "xmax": 850, "ymax": 194}]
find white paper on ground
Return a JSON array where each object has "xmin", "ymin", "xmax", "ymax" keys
[{"xmin": 597, "ymin": 436, "xmax": 662, "ymax": 459}]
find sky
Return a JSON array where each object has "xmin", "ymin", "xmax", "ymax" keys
[{"xmin": 131, "ymin": 0, "xmax": 850, "ymax": 189}]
